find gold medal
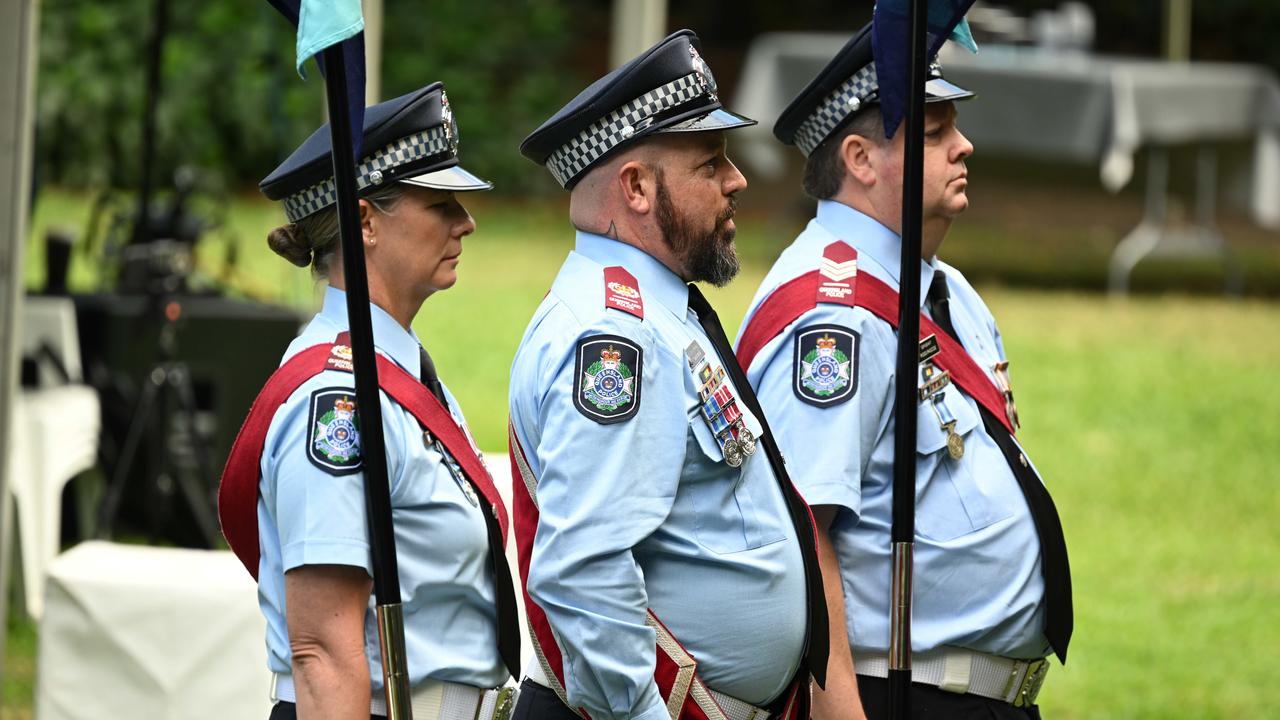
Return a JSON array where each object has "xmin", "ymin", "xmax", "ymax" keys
[{"xmin": 944, "ymin": 421, "xmax": 965, "ymax": 460}]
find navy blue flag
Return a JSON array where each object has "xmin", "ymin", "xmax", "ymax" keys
[
  {"xmin": 267, "ymin": 0, "xmax": 366, "ymax": 157},
  {"xmin": 872, "ymin": 0, "xmax": 977, "ymax": 138}
]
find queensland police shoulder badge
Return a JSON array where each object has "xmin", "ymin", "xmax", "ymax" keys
[
  {"xmin": 574, "ymin": 334, "xmax": 642, "ymax": 424},
  {"xmin": 793, "ymin": 324, "xmax": 858, "ymax": 407},
  {"xmin": 307, "ymin": 388, "xmax": 363, "ymax": 475}
]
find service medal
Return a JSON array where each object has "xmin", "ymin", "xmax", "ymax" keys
[
  {"xmin": 723, "ymin": 437, "xmax": 744, "ymax": 468},
  {"xmin": 944, "ymin": 422, "xmax": 965, "ymax": 460}
]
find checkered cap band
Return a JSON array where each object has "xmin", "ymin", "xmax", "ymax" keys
[
  {"xmin": 793, "ymin": 61, "xmax": 943, "ymax": 156},
  {"xmin": 282, "ymin": 126, "xmax": 454, "ymax": 222},
  {"xmin": 545, "ymin": 72, "xmax": 707, "ymax": 187}
]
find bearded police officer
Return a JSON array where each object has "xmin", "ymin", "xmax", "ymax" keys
[
  {"xmin": 735, "ymin": 25, "xmax": 1072, "ymax": 720},
  {"xmin": 506, "ymin": 29, "xmax": 829, "ymax": 720}
]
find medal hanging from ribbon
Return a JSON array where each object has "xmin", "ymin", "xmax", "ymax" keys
[
  {"xmin": 991, "ymin": 360, "xmax": 1021, "ymax": 432},
  {"xmin": 685, "ymin": 341, "xmax": 757, "ymax": 467},
  {"xmin": 918, "ymin": 334, "xmax": 964, "ymax": 461}
]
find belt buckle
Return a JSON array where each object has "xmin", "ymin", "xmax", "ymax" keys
[
  {"xmin": 1011, "ymin": 659, "xmax": 1049, "ymax": 708},
  {"xmin": 490, "ymin": 686, "xmax": 516, "ymax": 720}
]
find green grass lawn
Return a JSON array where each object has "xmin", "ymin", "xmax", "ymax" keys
[{"xmin": 6, "ymin": 190, "xmax": 1280, "ymax": 717}]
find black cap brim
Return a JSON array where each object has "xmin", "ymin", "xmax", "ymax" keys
[
  {"xmin": 399, "ymin": 165, "xmax": 493, "ymax": 192},
  {"xmin": 657, "ymin": 107, "xmax": 758, "ymax": 134},
  {"xmin": 925, "ymin": 77, "xmax": 974, "ymax": 103}
]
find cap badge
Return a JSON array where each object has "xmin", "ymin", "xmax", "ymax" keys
[
  {"xmin": 441, "ymin": 90, "xmax": 459, "ymax": 153},
  {"xmin": 689, "ymin": 45, "xmax": 718, "ymax": 101}
]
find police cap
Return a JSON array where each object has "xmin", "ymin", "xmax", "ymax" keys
[
  {"xmin": 773, "ymin": 23, "xmax": 973, "ymax": 157},
  {"xmin": 521, "ymin": 29, "xmax": 757, "ymax": 189},
  {"xmin": 261, "ymin": 82, "xmax": 490, "ymax": 222}
]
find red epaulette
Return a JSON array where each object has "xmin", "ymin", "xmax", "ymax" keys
[{"xmin": 603, "ymin": 266, "xmax": 644, "ymax": 319}]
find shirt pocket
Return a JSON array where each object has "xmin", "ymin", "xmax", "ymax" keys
[
  {"xmin": 684, "ymin": 410, "xmax": 787, "ymax": 554},
  {"xmin": 914, "ymin": 389, "xmax": 1014, "ymax": 542}
]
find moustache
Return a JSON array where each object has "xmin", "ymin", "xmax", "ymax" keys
[{"xmin": 717, "ymin": 197, "xmax": 739, "ymax": 225}]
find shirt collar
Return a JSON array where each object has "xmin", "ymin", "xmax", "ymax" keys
[
  {"xmin": 815, "ymin": 200, "xmax": 937, "ymax": 309},
  {"xmin": 320, "ymin": 285, "xmax": 423, "ymax": 376},
  {"xmin": 573, "ymin": 230, "xmax": 692, "ymax": 318}
]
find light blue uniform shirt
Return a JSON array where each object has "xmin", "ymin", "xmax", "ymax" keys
[
  {"xmin": 738, "ymin": 201, "xmax": 1051, "ymax": 661},
  {"xmin": 509, "ymin": 232, "xmax": 808, "ymax": 720},
  {"xmin": 256, "ymin": 286, "xmax": 507, "ymax": 693}
]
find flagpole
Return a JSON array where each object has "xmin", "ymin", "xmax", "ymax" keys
[
  {"xmin": 320, "ymin": 43, "xmax": 413, "ymax": 720},
  {"xmin": 888, "ymin": 0, "xmax": 928, "ymax": 717}
]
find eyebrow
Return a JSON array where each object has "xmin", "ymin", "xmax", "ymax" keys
[{"xmin": 695, "ymin": 133, "xmax": 725, "ymax": 153}]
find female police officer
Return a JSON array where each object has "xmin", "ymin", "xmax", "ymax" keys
[{"xmin": 217, "ymin": 82, "xmax": 519, "ymax": 720}]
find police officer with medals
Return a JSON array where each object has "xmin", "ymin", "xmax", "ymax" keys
[
  {"xmin": 735, "ymin": 25, "xmax": 1073, "ymax": 719},
  {"xmin": 507, "ymin": 30, "xmax": 829, "ymax": 720},
  {"xmin": 217, "ymin": 83, "xmax": 521, "ymax": 720}
]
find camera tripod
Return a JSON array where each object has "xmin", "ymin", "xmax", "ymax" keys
[{"xmin": 96, "ymin": 295, "xmax": 221, "ymax": 547}]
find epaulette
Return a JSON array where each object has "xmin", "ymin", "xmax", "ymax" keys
[
  {"xmin": 602, "ymin": 266, "xmax": 645, "ymax": 320},
  {"xmin": 816, "ymin": 241, "xmax": 858, "ymax": 306}
]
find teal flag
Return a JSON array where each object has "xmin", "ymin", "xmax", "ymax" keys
[
  {"xmin": 295, "ymin": 0, "xmax": 364, "ymax": 77},
  {"xmin": 267, "ymin": 0, "xmax": 366, "ymax": 156}
]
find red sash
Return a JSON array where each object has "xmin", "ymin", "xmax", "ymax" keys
[
  {"xmin": 736, "ymin": 242, "xmax": 1015, "ymax": 436},
  {"xmin": 217, "ymin": 336, "xmax": 509, "ymax": 580},
  {"xmin": 507, "ymin": 426, "xmax": 809, "ymax": 720}
]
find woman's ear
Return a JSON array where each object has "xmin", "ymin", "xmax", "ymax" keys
[{"xmin": 359, "ymin": 199, "xmax": 377, "ymax": 247}]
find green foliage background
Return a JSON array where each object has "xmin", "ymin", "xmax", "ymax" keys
[{"xmin": 35, "ymin": 0, "xmax": 578, "ymax": 195}]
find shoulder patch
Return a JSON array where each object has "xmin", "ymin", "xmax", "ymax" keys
[
  {"xmin": 307, "ymin": 388, "xmax": 363, "ymax": 475},
  {"xmin": 574, "ymin": 334, "xmax": 643, "ymax": 424},
  {"xmin": 817, "ymin": 241, "xmax": 858, "ymax": 306},
  {"xmin": 603, "ymin": 266, "xmax": 644, "ymax": 319},
  {"xmin": 793, "ymin": 324, "xmax": 859, "ymax": 407}
]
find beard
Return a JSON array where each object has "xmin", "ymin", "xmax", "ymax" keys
[{"xmin": 655, "ymin": 178, "xmax": 740, "ymax": 287}]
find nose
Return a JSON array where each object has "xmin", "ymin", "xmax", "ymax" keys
[
  {"xmin": 953, "ymin": 127, "xmax": 974, "ymax": 162},
  {"xmin": 723, "ymin": 157, "xmax": 748, "ymax": 195},
  {"xmin": 454, "ymin": 202, "xmax": 476, "ymax": 238}
]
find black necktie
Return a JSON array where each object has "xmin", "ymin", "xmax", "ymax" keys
[
  {"xmin": 419, "ymin": 345, "xmax": 450, "ymax": 410},
  {"xmin": 926, "ymin": 274, "xmax": 1074, "ymax": 663},
  {"xmin": 418, "ymin": 344, "xmax": 522, "ymax": 677},
  {"xmin": 686, "ymin": 284, "xmax": 830, "ymax": 688}
]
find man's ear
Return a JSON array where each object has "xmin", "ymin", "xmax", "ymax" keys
[
  {"xmin": 841, "ymin": 133, "xmax": 879, "ymax": 188},
  {"xmin": 618, "ymin": 160, "xmax": 656, "ymax": 215},
  {"xmin": 359, "ymin": 198, "xmax": 377, "ymax": 247}
]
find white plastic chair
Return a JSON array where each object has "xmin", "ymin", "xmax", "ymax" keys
[{"xmin": 5, "ymin": 296, "xmax": 100, "ymax": 618}]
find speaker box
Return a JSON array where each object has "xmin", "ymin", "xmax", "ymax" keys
[{"xmin": 74, "ymin": 293, "xmax": 303, "ymax": 546}]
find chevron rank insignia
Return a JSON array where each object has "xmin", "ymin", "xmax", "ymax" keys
[
  {"xmin": 793, "ymin": 324, "xmax": 858, "ymax": 407},
  {"xmin": 574, "ymin": 334, "xmax": 643, "ymax": 424},
  {"xmin": 307, "ymin": 388, "xmax": 362, "ymax": 475},
  {"xmin": 817, "ymin": 241, "xmax": 858, "ymax": 306}
]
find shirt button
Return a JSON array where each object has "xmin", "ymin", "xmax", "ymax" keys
[{"xmin": 1019, "ymin": 453, "xmax": 1028, "ymax": 467}]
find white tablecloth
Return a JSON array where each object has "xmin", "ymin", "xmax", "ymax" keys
[
  {"xmin": 733, "ymin": 35, "xmax": 1280, "ymax": 228},
  {"xmin": 37, "ymin": 541, "xmax": 272, "ymax": 720}
]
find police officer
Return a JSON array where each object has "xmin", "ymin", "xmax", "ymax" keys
[
  {"xmin": 218, "ymin": 83, "xmax": 520, "ymax": 720},
  {"xmin": 507, "ymin": 30, "xmax": 828, "ymax": 720},
  {"xmin": 736, "ymin": 25, "xmax": 1073, "ymax": 719}
]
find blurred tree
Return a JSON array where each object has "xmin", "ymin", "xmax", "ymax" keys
[
  {"xmin": 36, "ymin": 0, "xmax": 321, "ymax": 193},
  {"xmin": 35, "ymin": 0, "xmax": 578, "ymax": 195},
  {"xmin": 380, "ymin": 0, "xmax": 577, "ymax": 193}
]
